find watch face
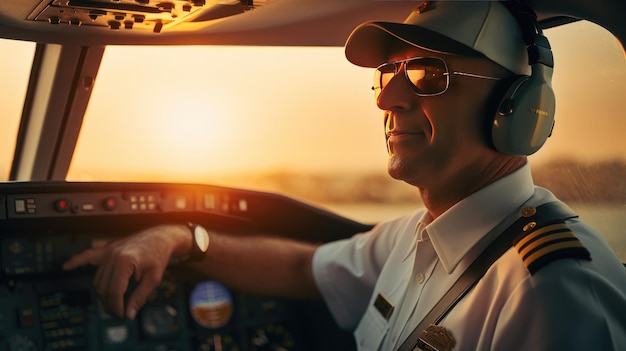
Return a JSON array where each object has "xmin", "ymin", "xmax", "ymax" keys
[{"xmin": 194, "ymin": 226, "xmax": 210, "ymax": 252}]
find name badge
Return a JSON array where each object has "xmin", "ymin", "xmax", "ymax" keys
[{"xmin": 373, "ymin": 293, "xmax": 395, "ymax": 320}]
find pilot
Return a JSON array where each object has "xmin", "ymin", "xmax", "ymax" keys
[{"xmin": 64, "ymin": 1, "xmax": 626, "ymax": 350}]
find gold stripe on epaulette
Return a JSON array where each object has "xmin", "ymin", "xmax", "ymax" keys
[
  {"xmin": 517, "ymin": 230, "xmax": 574, "ymax": 258},
  {"xmin": 513, "ymin": 221, "xmax": 591, "ymax": 274},
  {"xmin": 515, "ymin": 223, "xmax": 570, "ymax": 249},
  {"xmin": 522, "ymin": 241, "xmax": 585, "ymax": 266}
]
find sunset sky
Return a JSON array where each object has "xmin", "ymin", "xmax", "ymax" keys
[{"xmin": 1, "ymin": 20, "xmax": 624, "ymax": 184}]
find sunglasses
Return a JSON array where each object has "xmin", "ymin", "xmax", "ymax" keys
[{"xmin": 372, "ymin": 57, "xmax": 501, "ymax": 98}]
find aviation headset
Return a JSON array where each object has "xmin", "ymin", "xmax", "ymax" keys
[{"xmin": 489, "ymin": 1, "xmax": 556, "ymax": 156}]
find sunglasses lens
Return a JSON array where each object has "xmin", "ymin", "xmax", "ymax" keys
[
  {"xmin": 373, "ymin": 57, "xmax": 449, "ymax": 98},
  {"xmin": 405, "ymin": 58, "xmax": 448, "ymax": 95},
  {"xmin": 373, "ymin": 63, "xmax": 396, "ymax": 96}
]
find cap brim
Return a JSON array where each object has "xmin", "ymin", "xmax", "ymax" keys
[{"xmin": 345, "ymin": 21, "xmax": 483, "ymax": 68}]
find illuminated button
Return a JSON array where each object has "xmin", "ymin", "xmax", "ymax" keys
[
  {"xmin": 15, "ymin": 199, "xmax": 26, "ymax": 213},
  {"xmin": 55, "ymin": 199, "xmax": 70, "ymax": 212},
  {"xmin": 175, "ymin": 197, "xmax": 187, "ymax": 209},
  {"xmin": 81, "ymin": 203, "xmax": 95, "ymax": 212},
  {"xmin": 238, "ymin": 199, "xmax": 248, "ymax": 212},
  {"xmin": 26, "ymin": 199, "xmax": 36, "ymax": 214},
  {"xmin": 204, "ymin": 194, "xmax": 216, "ymax": 209},
  {"xmin": 15, "ymin": 198, "xmax": 36, "ymax": 214},
  {"xmin": 103, "ymin": 197, "xmax": 117, "ymax": 211}
]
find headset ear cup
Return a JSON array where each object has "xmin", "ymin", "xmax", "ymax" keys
[{"xmin": 491, "ymin": 62, "xmax": 556, "ymax": 155}]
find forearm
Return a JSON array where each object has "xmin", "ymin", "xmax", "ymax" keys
[{"xmin": 185, "ymin": 229, "xmax": 322, "ymax": 299}]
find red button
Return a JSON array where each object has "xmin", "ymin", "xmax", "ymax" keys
[
  {"xmin": 55, "ymin": 199, "xmax": 70, "ymax": 212},
  {"xmin": 103, "ymin": 197, "xmax": 117, "ymax": 211}
]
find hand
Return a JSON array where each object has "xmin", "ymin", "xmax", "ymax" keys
[{"xmin": 62, "ymin": 224, "xmax": 189, "ymax": 320}]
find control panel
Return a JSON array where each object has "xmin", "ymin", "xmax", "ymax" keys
[
  {"xmin": 27, "ymin": 0, "xmax": 267, "ymax": 33},
  {"xmin": 0, "ymin": 181, "xmax": 370, "ymax": 351}
]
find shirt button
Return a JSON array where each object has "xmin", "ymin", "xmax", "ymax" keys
[{"xmin": 416, "ymin": 272, "xmax": 425, "ymax": 284}]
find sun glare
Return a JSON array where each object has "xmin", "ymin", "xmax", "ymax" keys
[{"xmin": 154, "ymin": 100, "xmax": 229, "ymax": 163}]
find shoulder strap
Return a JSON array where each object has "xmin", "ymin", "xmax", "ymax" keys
[{"xmin": 397, "ymin": 201, "xmax": 581, "ymax": 351}]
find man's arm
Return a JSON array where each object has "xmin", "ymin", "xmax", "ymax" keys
[{"xmin": 63, "ymin": 224, "xmax": 320, "ymax": 321}]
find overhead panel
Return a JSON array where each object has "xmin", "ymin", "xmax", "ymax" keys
[{"xmin": 27, "ymin": 0, "xmax": 271, "ymax": 33}]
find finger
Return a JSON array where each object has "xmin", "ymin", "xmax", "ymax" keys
[
  {"xmin": 125, "ymin": 269, "xmax": 161, "ymax": 320},
  {"xmin": 95, "ymin": 255, "xmax": 132, "ymax": 319},
  {"xmin": 107, "ymin": 261, "xmax": 131, "ymax": 319},
  {"xmin": 62, "ymin": 248, "xmax": 105, "ymax": 270}
]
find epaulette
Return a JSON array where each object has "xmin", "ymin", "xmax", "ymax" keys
[{"xmin": 513, "ymin": 217, "xmax": 591, "ymax": 275}]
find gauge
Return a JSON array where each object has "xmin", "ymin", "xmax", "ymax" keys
[
  {"xmin": 189, "ymin": 280, "xmax": 234, "ymax": 329},
  {"xmin": 197, "ymin": 333, "xmax": 241, "ymax": 351},
  {"xmin": 249, "ymin": 323, "xmax": 297, "ymax": 351},
  {"xmin": 140, "ymin": 304, "xmax": 181, "ymax": 338}
]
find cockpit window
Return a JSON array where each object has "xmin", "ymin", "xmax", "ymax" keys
[
  {"xmin": 0, "ymin": 38, "xmax": 36, "ymax": 181},
  {"xmin": 66, "ymin": 21, "xmax": 625, "ymax": 259},
  {"xmin": 68, "ymin": 45, "xmax": 403, "ymax": 196}
]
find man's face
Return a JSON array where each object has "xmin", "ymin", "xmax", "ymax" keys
[{"xmin": 376, "ymin": 42, "xmax": 507, "ymax": 190}]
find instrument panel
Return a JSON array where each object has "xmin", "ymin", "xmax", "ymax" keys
[{"xmin": 0, "ymin": 181, "xmax": 370, "ymax": 351}]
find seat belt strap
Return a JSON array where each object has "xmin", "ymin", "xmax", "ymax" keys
[{"xmin": 397, "ymin": 201, "xmax": 578, "ymax": 351}]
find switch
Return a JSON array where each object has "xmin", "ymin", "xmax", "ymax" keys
[{"xmin": 108, "ymin": 20, "xmax": 121, "ymax": 30}]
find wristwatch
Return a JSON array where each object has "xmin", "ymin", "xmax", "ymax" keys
[{"xmin": 184, "ymin": 222, "xmax": 210, "ymax": 261}]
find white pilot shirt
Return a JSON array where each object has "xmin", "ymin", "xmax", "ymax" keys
[{"xmin": 313, "ymin": 163, "xmax": 626, "ymax": 350}]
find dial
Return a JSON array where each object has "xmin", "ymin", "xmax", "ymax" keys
[
  {"xmin": 140, "ymin": 304, "xmax": 181, "ymax": 338},
  {"xmin": 189, "ymin": 280, "xmax": 234, "ymax": 329}
]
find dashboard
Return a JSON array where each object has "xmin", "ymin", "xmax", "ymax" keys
[{"xmin": 0, "ymin": 181, "xmax": 371, "ymax": 351}]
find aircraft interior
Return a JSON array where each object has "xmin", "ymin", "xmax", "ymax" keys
[{"xmin": 0, "ymin": 0, "xmax": 624, "ymax": 350}]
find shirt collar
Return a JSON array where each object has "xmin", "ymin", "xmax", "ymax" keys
[{"xmin": 423, "ymin": 163, "xmax": 535, "ymax": 273}]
